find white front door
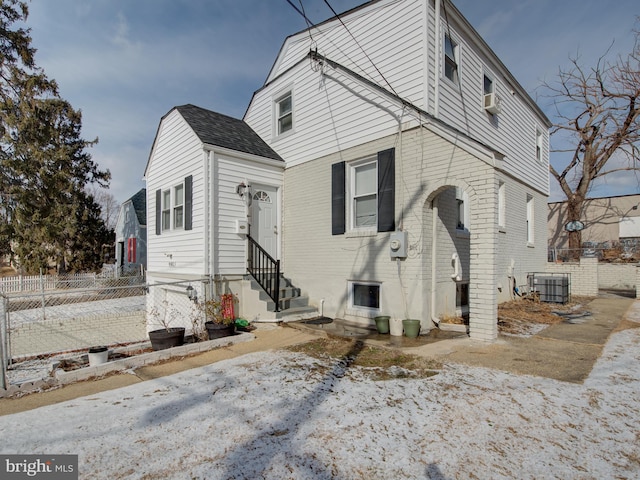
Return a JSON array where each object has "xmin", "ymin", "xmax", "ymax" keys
[{"xmin": 251, "ymin": 184, "xmax": 278, "ymax": 259}]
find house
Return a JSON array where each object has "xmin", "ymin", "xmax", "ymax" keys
[
  {"xmin": 144, "ymin": 105, "xmax": 319, "ymax": 328},
  {"xmin": 114, "ymin": 188, "xmax": 147, "ymax": 274},
  {"xmin": 548, "ymin": 193, "xmax": 640, "ymax": 256},
  {"xmin": 146, "ymin": 0, "xmax": 551, "ymax": 341}
]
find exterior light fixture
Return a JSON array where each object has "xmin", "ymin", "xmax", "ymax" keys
[
  {"xmin": 186, "ymin": 285, "xmax": 197, "ymax": 303},
  {"xmin": 236, "ymin": 182, "xmax": 247, "ymax": 198}
]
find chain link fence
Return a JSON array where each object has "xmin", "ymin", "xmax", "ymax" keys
[
  {"xmin": 548, "ymin": 240, "xmax": 640, "ymax": 263},
  {"xmin": 0, "ymin": 274, "xmax": 211, "ymax": 389}
]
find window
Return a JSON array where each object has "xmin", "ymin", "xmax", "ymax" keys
[
  {"xmin": 173, "ymin": 184, "xmax": 184, "ymax": 229},
  {"xmin": 444, "ymin": 33, "xmax": 459, "ymax": 84},
  {"xmin": 155, "ymin": 175, "xmax": 193, "ymax": 235},
  {"xmin": 161, "ymin": 190, "xmax": 171, "ymax": 231},
  {"xmin": 526, "ymin": 195, "xmax": 534, "ymax": 244},
  {"xmin": 483, "ymin": 74, "xmax": 493, "ymax": 95},
  {"xmin": 349, "ymin": 281, "xmax": 380, "ymax": 312},
  {"xmin": 276, "ymin": 91, "xmax": 292, "ymax": 135},
  {"xmin": 127, "ymin": 238, "xmax": 137, "ymax": 263},
  {"xmin": 498, "ymin": 182, "xmax": 505, "ymax": 230},
  {"xmin": 456, "ymin": 187, "xmax": 468, "ymax": 231},
  {"xmin": 351, "ymin": 159, "xmax": 377, "ymax": 229},
  {"xmin": 331, "ymin": 149, "xmax": 395, "ymax": 235},
  {"xmin": 536, "ymin": 129, "xmax": 543, "ymax": 162}
]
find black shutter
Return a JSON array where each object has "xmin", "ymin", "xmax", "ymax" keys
[
  {"xmin": 377, "ymin": 148, "xmax": 395, "ymax": 232},
  {"xmin": 184, "ymin": 175, "xmax": 193, "ymax": 231},
  {"xmin": 331, "ymin": 162, "xmax": 346, "ymax": 235},
  {"xmin": 155, "ymin": 189, "xmax": 162, "ymax": 235}
]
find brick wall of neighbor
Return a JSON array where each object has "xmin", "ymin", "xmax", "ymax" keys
[{"xmin": 597, "ymin": 263, "xmax": 637, "ymax": 291}]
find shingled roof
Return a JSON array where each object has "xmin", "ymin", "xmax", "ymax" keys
[
  {"xmin": 175, "ymin": 104, "xmax": 283, "ymax": 161},
  {"xmin": 127, "ymin": 188, "xmax": 146, "ymax": 226}
]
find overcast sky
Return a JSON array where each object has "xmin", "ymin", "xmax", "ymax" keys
[{"xmin": 23, "ymin": 0, "xmax": 639, "ymax": 204}]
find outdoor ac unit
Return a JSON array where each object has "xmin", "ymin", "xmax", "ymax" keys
[
  {"xmin": 528, "ymin": 275, "xmax": 569, "ymax": 304},
  {"xmin": 484, "ymin": 93, "xmax": 502, "ymax": 114}
]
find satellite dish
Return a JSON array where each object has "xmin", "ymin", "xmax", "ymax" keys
[{"xmin": 565, "ymin": 220, "xmax": 585, "ymax": 232}]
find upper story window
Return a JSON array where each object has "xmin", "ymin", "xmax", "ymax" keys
[
  {"xmin": 483, "ymin": 74, "xmax": 493, "ymax": 95},
  {"xmin": 275, "ymin": 91, "xmax": 293, "ymax": 136},
  {"xmin": 536, "ymin": 129, "xmax": 543, "ymax": 162},
  {"xmin": 444, "ymin": 33, "xmax": 459, "ymax": 85}
]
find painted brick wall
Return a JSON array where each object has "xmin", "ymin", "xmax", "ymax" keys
[{"xmin": 545, "ymin": 257, "xmax": 598, "ymax": 297}]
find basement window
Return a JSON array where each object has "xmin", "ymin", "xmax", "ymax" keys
[{"xmin": 348, "ymin": 281, "xmax": 380, "ymax": 312}]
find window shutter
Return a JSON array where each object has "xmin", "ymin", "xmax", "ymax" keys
[
  {"xmin": 377, "ymin": 148, "xmax": 395, "ymax": 232},
  {"xmin": 184, "ymin": 175, "xmax": 193, "ymax": 231},
  {"xmin": 331, "ymin": 162, "xmax": 346, "ymax": 235},
  {"xmin": 155, "ymin": 189, "xmax": 161, "ymax": 235}
]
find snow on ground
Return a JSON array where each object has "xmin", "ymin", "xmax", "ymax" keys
[{"xmin": 0, "ymin": 327, "xmax": 639, "ymax": 479}]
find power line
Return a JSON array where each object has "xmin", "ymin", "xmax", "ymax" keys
[{"xmin": 321, "ymin": 0, "xmax": 399, "ymax": 97}]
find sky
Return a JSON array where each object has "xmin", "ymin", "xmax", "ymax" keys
[
  {"xmin": 1, "ymin": 309, "xmax": 639, "ymax": 477},
  {"xmin": 21, "ymin": 0, "xmax": 639, "ymax": 204}
]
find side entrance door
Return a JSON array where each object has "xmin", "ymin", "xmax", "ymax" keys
[{"xmin": 250, "ymin": 184, "xmax": 278, "ymax": 259}]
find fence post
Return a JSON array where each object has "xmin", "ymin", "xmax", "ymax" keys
[
  {"xmin": 40, "ymin": 268, "xmax": 47, "ymax": 321},
  {"xmin": 0, "ymin": 294, "xmax": 7, "ymax": 390}
]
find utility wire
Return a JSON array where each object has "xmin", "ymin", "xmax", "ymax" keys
[{"xmin": 322, "ymin": 0, "xmax": 399, "ymax": 97}]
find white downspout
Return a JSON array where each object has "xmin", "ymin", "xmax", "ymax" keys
[
  {"xmin": 434, "ymin": 0, "xmax": 441, "ymax": 118},
  {"xmin": 204, "ymin": 150, "xmax": 211, "ymax": 277},
  {"xmin": 431, "ymin": 197, "xmax": 440, "ymax": 326}
]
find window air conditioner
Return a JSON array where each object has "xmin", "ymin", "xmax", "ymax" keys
[{"xmin": 484, "ymin": 93, "xmax": 502, "ymax": 114}]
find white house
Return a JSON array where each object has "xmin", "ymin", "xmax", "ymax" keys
[{"xmin": 146, "ymin": 0, "xmax": 551, "ymax": 341}]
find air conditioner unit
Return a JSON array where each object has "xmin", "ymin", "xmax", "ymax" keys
[
  {"xmin": 484, "ymin": 93, "xmax": 502, "ymax": 114},
  {"xmin": 528, "ymin": 274, "xmax": 570, "ymax": 304}
]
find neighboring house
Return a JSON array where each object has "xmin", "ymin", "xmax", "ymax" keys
[
  {"xmin": 114, "ymin": 188, "xmax": 147, "ymax": 273},
  {"xmin": 146, "ymin": 0, "xmax": 551, "ymax": 342},
  {"xmin": 548, "ymin": 193, "xmax": 640, "ymax": 249}
]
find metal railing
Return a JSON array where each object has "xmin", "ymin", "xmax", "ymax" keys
[{"xmin": 247, "ymin": 235, "xmax": 280, "ymax": 312}]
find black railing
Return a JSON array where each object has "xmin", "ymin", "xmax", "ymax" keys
[{"xmin": 247, "ymin": 235, "xmax": 280, "ymax": 312}]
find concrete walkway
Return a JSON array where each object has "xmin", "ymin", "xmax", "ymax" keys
[{"xmin": 1, "ymin": 294, "xmax": 637, "ymax": 415}]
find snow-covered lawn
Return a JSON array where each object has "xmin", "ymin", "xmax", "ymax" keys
[{"xmin": 0, "ymin": 327, "xmax": 639, "ymax": 479}]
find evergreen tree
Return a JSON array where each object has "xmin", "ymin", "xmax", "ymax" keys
[{"xmin": 0, "ymin": 0, "xmax": 111, "ymax": 273}]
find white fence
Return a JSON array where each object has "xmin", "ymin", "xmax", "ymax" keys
[{"xmin": 0, "ymin": 267, "xmax": 144, "ymax": 293}]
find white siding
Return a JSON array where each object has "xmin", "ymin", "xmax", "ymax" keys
[
  {"xmin": 146, "ymin": 110, "xmax": 206, "ymax": 277},
  {"xmin": 248, "ymin": 0, "xmax": 550, "ymax": 195},
  {"xmin": 213, "ymin": 152, "xmax": 283, "ymax": 275}
]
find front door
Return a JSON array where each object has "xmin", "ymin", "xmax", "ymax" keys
[{"xmin": 251, "ymin": 184, "xmax": 278, "ymax": 259}]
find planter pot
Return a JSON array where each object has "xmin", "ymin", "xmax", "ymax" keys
[
  {"xmin": 403, "ymin": 319, "xmax": 421, "ymax": 338},
  {"xmin": 389, "ymin": 318, "xmax": 403, "ymax": 336},
  {"xmin": 88, "ymin": 346, "xmax": 109, "ymax": 367},
  {"xmin": 374, "ymin": 316, "xmax": 390, "ymax": 334},
  {"xmin": 149, "ymin": 327, "xmax": 185, "ymax": 351},
  {"xmin": 206, "ymin": 321, "xmax": 235, "ymax": 340}
]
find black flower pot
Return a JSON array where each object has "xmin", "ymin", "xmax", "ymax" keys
[
  {"xmin": 148, "ymin": 327, "xmax": 185, "ymax": 351},
  {"xmin": 205, "ymin": 321, "xmax": 235, "ymax": 340}
]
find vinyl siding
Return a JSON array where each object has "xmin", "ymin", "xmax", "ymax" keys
[
  {"xmin": 213, "ymin": 152, "xmax": 283, "ymax": 275},
  {"xmin": 249, "ymin": 0, "xmax": 550, "ymax": 196},
  {"xmin": 146, "ymin": 110, "xmax": 206, "ymax": 277}
]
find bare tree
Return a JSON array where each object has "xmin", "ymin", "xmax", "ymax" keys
[
  {"xmin": 546, "ymin": 23, "xmax": 640, "ymax": 252},
  {"xmin": 88, "ymin": 186, "xmax": 119, "ymax": 232}
]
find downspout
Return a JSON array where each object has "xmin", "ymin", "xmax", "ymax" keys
[
  {"xmin": 204, "ymin": 150, "xmax": 211, "ymax": 278},
  {"xmin": 434, "ymin": 0, "xmax": 441, "ymax": 118},
  {"xmin": 431, "ymin": 197, "xmax": 440, "ymax": 326}
]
